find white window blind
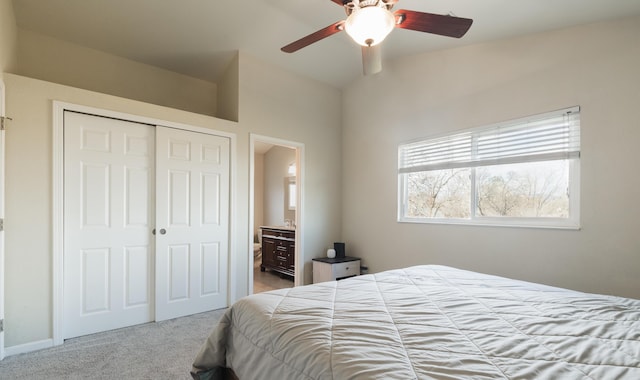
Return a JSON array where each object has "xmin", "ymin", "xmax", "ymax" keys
[{"xmin": 399, "ymin": 106, "xmax": 580, "ymax": 173}]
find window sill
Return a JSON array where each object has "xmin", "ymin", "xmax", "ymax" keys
[{"xmin": 398, "ymin": 217, "xmax": 581, "ymax": 230}]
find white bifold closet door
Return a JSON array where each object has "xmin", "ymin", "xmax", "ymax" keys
[
  {"xmin": 63, "ymin": 111, "xmax": 229, "ymax": 339},
  {"xmin": 154, "ymin": 126, "xmax": 229, "ymax": 321}
]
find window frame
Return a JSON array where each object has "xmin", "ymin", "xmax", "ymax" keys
[{"xmin": 397, "ymin": 107, "xmax": 581, "ymax": 230}]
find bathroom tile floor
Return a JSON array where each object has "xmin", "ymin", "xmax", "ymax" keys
[{"xmin": 253, "ymin": 258, "xmax": 294, "ymax": 293}]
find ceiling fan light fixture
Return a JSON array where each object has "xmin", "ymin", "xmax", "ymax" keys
[{"xmin": 344, "ymin": 5, "xmax": 395, "ymax": 47}]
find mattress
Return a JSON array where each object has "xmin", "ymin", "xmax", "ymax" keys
[{"xmin": 191, "ymin": 265, "xmax": 640, "ymax": 379}]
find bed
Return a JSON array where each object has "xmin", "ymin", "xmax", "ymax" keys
[{"xmin": 191, "ymin": 265, "xmax": 640, "ymax": 379}]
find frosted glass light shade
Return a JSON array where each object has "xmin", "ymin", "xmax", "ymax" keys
[
  {"xmin": 327, "ymin": 248, "xmax": 336, "ymax": 258},
  {"xmin": 345, "ymin": 6, "xmax": 395, "ymax": 46}
]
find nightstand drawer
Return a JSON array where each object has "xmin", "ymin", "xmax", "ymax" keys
[
  {"xmin": 312, "ymin": 257, "xmax": 361, "ymax": 283},
  {"xmin": 333, "ymin": 261, "xmax": 359, "ymax": 279}
]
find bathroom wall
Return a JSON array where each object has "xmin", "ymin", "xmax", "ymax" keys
[{"xmin": 263, "ymin": 145, "xmax": 296, "ymax": 226}]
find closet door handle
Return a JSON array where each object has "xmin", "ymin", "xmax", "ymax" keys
[
  {"xmin": 152, "ymin": 229, "xmax": 156, "ymax": 235},
  {"xmin": 159, "ymin": 228, "xmax": 167, "ymax": 235}
]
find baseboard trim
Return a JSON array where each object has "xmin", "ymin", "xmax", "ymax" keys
[{"xmin": 5, "ymin": 338, "xmax": 54, "ymax": 357}]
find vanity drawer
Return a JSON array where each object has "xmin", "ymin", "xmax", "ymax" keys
[{"xmin": 262, "ymin": 228, "xmax": 294, "ymax": 241}]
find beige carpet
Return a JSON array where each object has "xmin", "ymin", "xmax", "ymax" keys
[{"xmin": 0, "ymin": 309, "xmax": 226, "ymax": 380}]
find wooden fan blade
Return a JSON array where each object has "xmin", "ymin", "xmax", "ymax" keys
[
  {"xmin": 394, "ymin": 9, "xmax": 473, "ymax": 38},
  {"xmin": 362, "ymin": 45, "xmax": 382, "ymax": 75},
  {"xmin": 329, "ymin": 0, "xmax": 345, "ymax": 5},
  {"xmin": 281, "ymin": 20, "xmax": 345, "ymax": 53}
]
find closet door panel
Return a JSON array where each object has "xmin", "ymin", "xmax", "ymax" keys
[
  {"xmin": 63, "ymin": 111, "xmax": 155, "ymax": 339},
  {"xmin": 155, "ymin": 126, "xmax": 230, "ymax": 321}
]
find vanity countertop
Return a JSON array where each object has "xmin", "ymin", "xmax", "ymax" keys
[{"xmin": 260, "ymin": 225, "xmax": 296, "ymax": 231}]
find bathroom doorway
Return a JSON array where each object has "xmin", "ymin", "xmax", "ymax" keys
[{"xmin": 249, "ymin": 134, "xmax": 304, "ymax": 294}]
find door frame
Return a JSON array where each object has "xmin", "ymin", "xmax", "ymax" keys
[
  {"xmin": 52, "ymin": 101, "xmax": 236, "ymax": 346},
  {"xmin": 249, "ymin": 134, "xmax": 304, "ymax": 291}
]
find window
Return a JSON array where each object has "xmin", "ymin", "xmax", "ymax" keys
[{"xmin": 398, "ymin": 107, "xmax": 580, "ymax": 229}]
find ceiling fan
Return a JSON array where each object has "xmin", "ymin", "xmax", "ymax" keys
[{"xmin": 281, "ymin": 0, "xmax": 473, "ymax": 75}]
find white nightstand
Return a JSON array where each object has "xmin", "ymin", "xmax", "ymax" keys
[{"xmin": 312, "ymin": 256, "xmax": 360, "ymax": 283}]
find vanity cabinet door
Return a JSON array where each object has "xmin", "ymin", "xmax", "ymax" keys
[{"xmin": 261, "ymin": 237, "xmax": 277, "ymax": 269}]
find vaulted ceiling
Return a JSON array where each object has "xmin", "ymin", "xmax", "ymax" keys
[{"xmin": 12, "ymin": 0, "xmax": 640, "ymax": 88}]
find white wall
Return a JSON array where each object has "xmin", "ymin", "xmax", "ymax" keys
[
  {"xmin": 3, "ymin": 74, "xmax": 235, "ymax": 348},
  {"xmin": 238, "ymin": 52, "xmax": 343, "ymax": 292},
  {"xmin": 342, "ymin": 15, "xmax": 640, "ymax": 300},
  {"xmin": 264, "ymin": 146, "xmax": 296, "ymax": 226},
  {"xmin": 16, "ymin": 29, "xmax": 218, "ymax": 117},
  {"xmin": 3, "ymin": 50, "xmax": 342, "ymax": 348},
  {"xmin": 0, "ymin": 0, "xmax": 18, "ymax": 77},
  {"xmin": 217, "ymin": 52, "xmax": 239, "ymax": 123}
]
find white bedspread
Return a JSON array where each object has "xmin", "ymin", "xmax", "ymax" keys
[{"xmin": 191, "ymin": 265, "xmax": 640, "ymax": 379}]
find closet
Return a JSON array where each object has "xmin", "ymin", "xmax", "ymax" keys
[{"xmin": 63, "ymin": 111, "xmax": 229, "ymax": 338}]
